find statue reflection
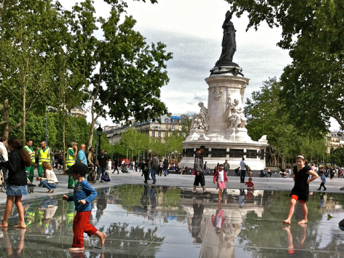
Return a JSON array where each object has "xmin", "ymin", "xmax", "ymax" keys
[
  {"xmin": 1, "ymin": 228, "xmax": 26, "ymax": 258},
  {"xmin": 283, "ymin": 224, "xmax": 307, "ymax": 256}
]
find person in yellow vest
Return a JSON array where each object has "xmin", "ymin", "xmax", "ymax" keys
[
  {"xmin": 67, "ymin": 142, "xmax": 78, "ymax": 189},
  {"xmin": 24, "ymin": 140, "xmax": 35, "ymax": 182},
  {"xmin": 37, "ymin": 141, "xmax": 52, "ymax": 186}
]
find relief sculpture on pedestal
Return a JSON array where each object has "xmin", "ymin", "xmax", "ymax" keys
[{"xmin": 224, "ymin": 97, "xmax": 247, "ymax": 129}]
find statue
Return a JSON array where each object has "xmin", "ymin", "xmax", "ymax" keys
[
  {"xmin": 216, "ymin": 11, "xmax": 236, "ymax": 66},
  {"xmin": 191, "ymin": 102, "xmax": 209, "ymax": 131},
  {"xmin": 225, "ymin": 98, "xmax": 247, "ymax": 129}
]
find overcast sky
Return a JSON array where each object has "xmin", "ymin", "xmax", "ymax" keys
[{"xmin": 59, "ymin": 0, "xmax": 339, "ymax": 131}]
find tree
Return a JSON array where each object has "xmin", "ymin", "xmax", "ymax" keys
[
  {"xmin": 64, "ymin": 0, "xmax": 173, "ymax": 150},
  {"xmin": 225, "ymin": 0, "xmax": 344, "ymax": 132},
  {"xmin": 244, "ymin": 77, "xmax": 327, "ymax": 167},
  {"xmin": 0, "ymin": 0, "xmax": 60, "ymax": 141}
]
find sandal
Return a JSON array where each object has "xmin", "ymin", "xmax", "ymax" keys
[{"xmin": 47, "ymin": 189, "xmax": 54, "ymax": 193}]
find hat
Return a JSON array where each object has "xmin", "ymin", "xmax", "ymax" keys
[{"xmin": 65, "ymin": 163, "xmax": 88, "ymax": 176}]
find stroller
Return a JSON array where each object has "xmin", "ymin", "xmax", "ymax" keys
[
  {"xmin": 121, "ymin": 165, "xmax": 128, "ymax": 173},
  {"xmin": 87, "ymin": 166, "xmax": 97, "ymax": 183},
  {"xmin": 0, "ymin": 168, "xmax": 7, "ymax": 193},
  {"xmin": 25, "ymin": 172, "xmax": 36, "ymax": 194}
]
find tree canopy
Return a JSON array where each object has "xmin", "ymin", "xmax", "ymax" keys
[{"xmin": 225, "ymin": 0, "xmax": 344, "ymax": 132}]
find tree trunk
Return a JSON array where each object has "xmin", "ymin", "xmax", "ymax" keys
[
  {"xmin": 62, "ymin": 109, "xmax": 66, "ymax": 174},
  {"xmin": 87, "ymin": 120, "xmax": 96, "ymax": 150},
  {"xmin": 22, "ymin": 86, "xmax": 26, "ymax": 144},
  {"xmin": 2, "ymin": 99, "xmax": 10, "ymax": 139}
]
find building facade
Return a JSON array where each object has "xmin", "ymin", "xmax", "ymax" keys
[
  {"xmin": 105, "ymin": 115, "xmax": 183, "ymax": 144},
  {"xmin": 326, "ymin": 131, "xmax": 344, "ymax": 153}
]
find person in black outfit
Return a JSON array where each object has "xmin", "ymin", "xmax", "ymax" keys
[
  {"xmin": 97, "ymin": 150, "xmax": 108, "ymax": 183},
  {"xmin": 0, "ymin": 137, "xmax": 32, "ymax": 229},
  {"xmin": 192, "ymin": 197, "xmax": 205, "ymax": 243},
  {"xmin": 113, "ymin": 158, "xmax": 119, "ymax": 174},
  {"xmin": 282, "ymin": 154, "xmax": 318, "ymax": 225},
  {"xmin": 143, "ymin": 159, "xmax": 150, "ymax": 184},
  {"xmin": 163, "ymin": 159, "xmax": 169, "ymax": 176}
]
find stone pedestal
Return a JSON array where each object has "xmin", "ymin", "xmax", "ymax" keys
[{"xmin": 179, "ymin": 73, "xmax": 268, "ymax": 171}]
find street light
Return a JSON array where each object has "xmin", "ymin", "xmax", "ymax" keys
[{"xmin": 97, "ymin": 125, "xmax": 103, "ymax": 156}]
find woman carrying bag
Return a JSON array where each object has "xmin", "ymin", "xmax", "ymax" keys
[{"xmin": 0, "ymin": 137, "xmax": 32, "ymax": 229}]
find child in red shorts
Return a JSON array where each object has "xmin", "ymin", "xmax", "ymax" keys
[{"xmin": 63, "ymin": 163, "xmax": 106, "ymax": 252}]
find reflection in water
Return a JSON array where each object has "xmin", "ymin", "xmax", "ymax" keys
[{"xmin": 1, "ymin": 186, "xmax": 344, "ymax": 257}]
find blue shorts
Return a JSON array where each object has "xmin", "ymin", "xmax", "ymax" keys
[{"xmin": 6, "ymin": 185, "xmax": 28, "ymax": 196}]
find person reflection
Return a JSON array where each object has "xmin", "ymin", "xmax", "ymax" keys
[
  {"xmin": 192, "ymin": 197, "xmax": 204, "ymax": 243},
  {"xmin": 1, "ymin": 228, "xmax": 26, "ymax": 257},
  {"xmin": 238, "ymin": 189, "xmax": 245, "ymax": 208},
  {"xmin": 283, "ymin": 224, "xmax": 307, "ymax": 255},
  {"xmin": 212, "ymin": 201, "xmax": 226, "ymax": 234},
  {"xmin": 318, "ymin": 193, "xmax": 326, "ymax": 209},
  {"xmin": 38, "ymin": 197, "xmax": 58, "ymax": 234},
  {"xmin": 96, "ymin": 189, "xmax": 108, "ymax": 222}
]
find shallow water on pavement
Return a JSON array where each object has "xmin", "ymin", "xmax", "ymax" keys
[{"xmin": 0, "ymin": 185, "xmax": 344, "ymax": 258}]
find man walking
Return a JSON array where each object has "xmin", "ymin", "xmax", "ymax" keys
[
  {"xmin": 240, "ymin": 157, "xmax": 247, "ymax": 183},
  {"xmin": 151, "ymin": 153, "xmax": 159, "ymax": 184},
  {"xmin": 193, "ymin": 145, "xmax": 207, "ymax": 193},
  {"xmin": 66, "ymin": 142, "xmax": 78, "ymax": 189},
  {"xmin": 224, "ymin": 160, "xmax": 229, "ymax": 176},
  {"xmin": 113, "ymin": 158, "xmax": 119, "ymax": 174},
  {"xmin": 163, "ymin": 158, "xmax": 169, "ymax": 176},
  {"xmin": 97, "ymin": 150, "xmax": 108, "ymax": 183},
  {"xmin": 37, "ymin": 141, "xmax": 52, "ymax": 185},
  {"xmin": 24, "ymin": 140, "xmax": 35, "ymax": 182}
]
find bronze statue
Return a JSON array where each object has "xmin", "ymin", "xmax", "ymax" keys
[{"xmin": 216, "ymin": 11, "xmax": 236, "ymax": 66}]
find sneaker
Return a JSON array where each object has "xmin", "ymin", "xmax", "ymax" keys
[
  {"xmin": 153, "ymin": 180, "xmax": 156, "ymax": 184},
  {"xmin": 144, "ymin": 181, "xmax": 148, "ymax": 184},
  {"xmin": 203, "ymin": 190, "xmax": 208, "ymax": 194},
  {"xmin": 192, "ymin": 190, "xmax": 196, "ymax": 193},
  {"xmin": 317, "ymin": 188, "xmax": 321, "ymax": 190},
  {"xmin": 68, "ymin": 186, "xmax": 74, "ymax": 189},
  {"xmin": 100, "ymin": 181, "xmax": 104, "ymax": 183}
]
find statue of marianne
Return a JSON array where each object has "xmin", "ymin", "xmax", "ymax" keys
[{"xmin": 217, "ymin": 11, "xmax": 236, "ymax": 64}]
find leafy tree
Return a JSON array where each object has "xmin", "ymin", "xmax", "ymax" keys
[
  {"xmin": 225, "ymin": 0, "xmax": 344, "ymax": 132},
  {"xmin": 63, "ymin": 0, "xmax": 173, "ymax": 149},
  {"xmin": 0, "ymin": 0, "xmax": 60, "ymax": 141},
  {"xmin": 244, "ymin": 78, "xmax": 327, "ymax": 167}
]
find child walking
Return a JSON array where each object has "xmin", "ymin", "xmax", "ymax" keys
[
  {"xmin": 317, "ymin": 171, "xmax": 326, "ymax": 191},
  {"xmin": 282, "ymin": 154, "xmax": 318, "ymax": 225},
  {"xmin": 213, "ymin": 164, "xmax": 228, "ymax": 201},
  {"xmin": 63, "ymin": 163, "xmax": 106, "ymax": 252}
]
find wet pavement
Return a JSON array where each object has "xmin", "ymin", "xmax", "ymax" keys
[{"xmin": 1, "ymin": 185, "xmax": 344, "ymax": 258}]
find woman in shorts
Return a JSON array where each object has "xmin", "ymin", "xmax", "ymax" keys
[
  {"xmin": 282, "ymin": 154, "xmax": 318, "ymax": 224},
  {"xmin": 0, "ymin": 137, "xmax": 32, "ymax": 229}
]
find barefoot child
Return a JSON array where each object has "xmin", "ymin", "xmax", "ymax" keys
[
  {"xmin": 213, "ymin": 164, "xmax": 228, "ymax": 200},
  {"xmin": 63, "ymin": 163, "xmax": 106, "ymax": 252},
  {"xmin": 282, "ymin": 154, "xmax": 318, "ymax": 225}
]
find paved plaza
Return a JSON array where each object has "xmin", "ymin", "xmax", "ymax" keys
[{"xmin": 1, "ymin": 171, "xmax": 344, "ymax": 257}]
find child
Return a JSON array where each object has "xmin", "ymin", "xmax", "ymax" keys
[
  {"xmin": 213, "ymin": 164, "xmax": 228, "ymax": 201},
  {"xmin": 63, "ymin": 163, "xmax": 106, "ymax": 252},
  {"xmin": 245, "ymin": 177, "xmax": 255, "ymax": 190},
  {"xmin": 282, "ymin": 154, "xmax": 318, "ymax": 225},
  {"xmin": 317, "ymin": 171, "xmax": 326, "ymax": 191}
]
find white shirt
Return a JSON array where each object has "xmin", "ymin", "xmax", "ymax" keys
[
  {"xmin": 42, "ymin": 169, "xmax": 58, "ymax": 184},
  {"xmin": 0, "ymin": 142, "xmax": 8, "ymax": 161},
  {"xmin": 121, "ymin": 160, "xmax": 125, "ymax": 165},
  {"xmin": 217, "ymin": 170, "xmax": 225, "ymax": 182},
  {"xmin": 240, "ymin": 160, "xmax": 246, "ymax": 170}
]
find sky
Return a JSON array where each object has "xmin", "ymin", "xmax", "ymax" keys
[{"xmin": 59, "ymin": 0, "xmax": 340, "ymax": 131}]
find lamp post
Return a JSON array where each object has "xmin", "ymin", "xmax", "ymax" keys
[{"xmin": 97, "ymin": 125, "xmax": 103, "ymax": 156}]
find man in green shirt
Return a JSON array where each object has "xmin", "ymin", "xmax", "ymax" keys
[
  {"xmin": 24, "ymin": 140, "xmax": 35, "ymax": 182},
  {"xmin": 67, "ymin": 142, "xmax": 78, "ymax": 189}
]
